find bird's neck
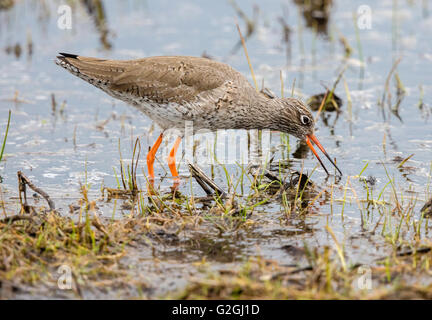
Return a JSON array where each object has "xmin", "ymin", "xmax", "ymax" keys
[{"xmin": 248, "ymin": 93, "xmax": 286, "ymax": 130}]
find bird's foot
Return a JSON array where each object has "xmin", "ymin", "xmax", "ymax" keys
[
  {"xmin": 170, "ymin": 177, "xmax": 181, "ymax": 193},
  {"xmin": 146, "ymin": 177, "xmax": 157, "ymax": 195}
]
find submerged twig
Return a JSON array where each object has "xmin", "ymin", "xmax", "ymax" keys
[
  {"xmin": 17, "ymin": 171, "xmax": 55, "ymax": 211},
  {"xmin": 188, "ymin": 162, "xmax": 227, "ymax": 198}
]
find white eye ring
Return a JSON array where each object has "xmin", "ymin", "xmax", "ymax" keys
[{"xmin": 300, "ymin": 115, "xmax": 311, "ymax": 125}]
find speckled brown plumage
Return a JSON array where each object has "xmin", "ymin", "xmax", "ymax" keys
[
  {"xmin": 55, "ymin": 53, "xmax": 314, "ymax": 138},
  {"xmin": 55, "ymin": 53, "xmax": 342, "ymax": 177}
]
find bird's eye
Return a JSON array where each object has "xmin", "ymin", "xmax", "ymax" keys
[{"xmin": 300, "ymin": 115, "xmax": 311, "ymax": 126}]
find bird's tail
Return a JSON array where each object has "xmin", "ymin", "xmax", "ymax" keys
[{"xmin": 55, "ymin": 52, "xmax": 127, "ymax": 85}]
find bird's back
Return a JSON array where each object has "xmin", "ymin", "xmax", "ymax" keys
[{"xmin": 56, "ymin": 53, "xmax": 256, "ymax": 130}]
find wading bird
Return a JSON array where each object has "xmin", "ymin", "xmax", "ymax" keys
[{"xmin": 56, "ymin": 53, "xmax": 342, "ymax": 184}]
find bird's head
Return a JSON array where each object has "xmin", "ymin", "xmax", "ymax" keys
[
  {"xmin": 274, "ymin": 98, "xmax": 315, "ymax": 140},
  {"xmin": 273, "ymin": 98, "xmax": 342, "ymax": 176}
]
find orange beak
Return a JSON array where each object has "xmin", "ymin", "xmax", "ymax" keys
[{"xmin": 305, "ymin": 134, "xmax": 342, "ymax": 176}]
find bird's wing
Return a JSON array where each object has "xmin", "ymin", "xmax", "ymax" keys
[{"xmin": 56, "ymin": 54, "xmax": 240, "ymax": 105}]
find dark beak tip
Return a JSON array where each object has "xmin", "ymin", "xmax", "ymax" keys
[{"xmin": 307, "ymin": 134, "xmax": 343, "ymax": 177}]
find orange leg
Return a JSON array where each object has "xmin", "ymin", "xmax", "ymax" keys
[
  {"xmin": 167, "ymin": 137, "xmax": 182, "ymax": 178},
  {"xmin": 146, "ymin": 133, "xmax": 163, "ymax": 180}
]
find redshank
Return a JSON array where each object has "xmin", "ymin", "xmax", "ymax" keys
[{"xmin": 55, "ymin": 53, "xmax": 342, "ymax": 180}]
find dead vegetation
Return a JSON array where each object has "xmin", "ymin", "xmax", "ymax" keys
[{"xmin": 176, "ymin": 247, "xmax": 432, "ymax": 300}]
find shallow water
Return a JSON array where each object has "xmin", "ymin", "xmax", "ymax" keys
[{"xmin": 0, "ymin": 0, "xmax": 431, "ymax": 298}]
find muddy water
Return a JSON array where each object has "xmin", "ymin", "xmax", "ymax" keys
[{"xmin": 0, "ymin": 0, "xmax": 431, "ymax": 298}]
